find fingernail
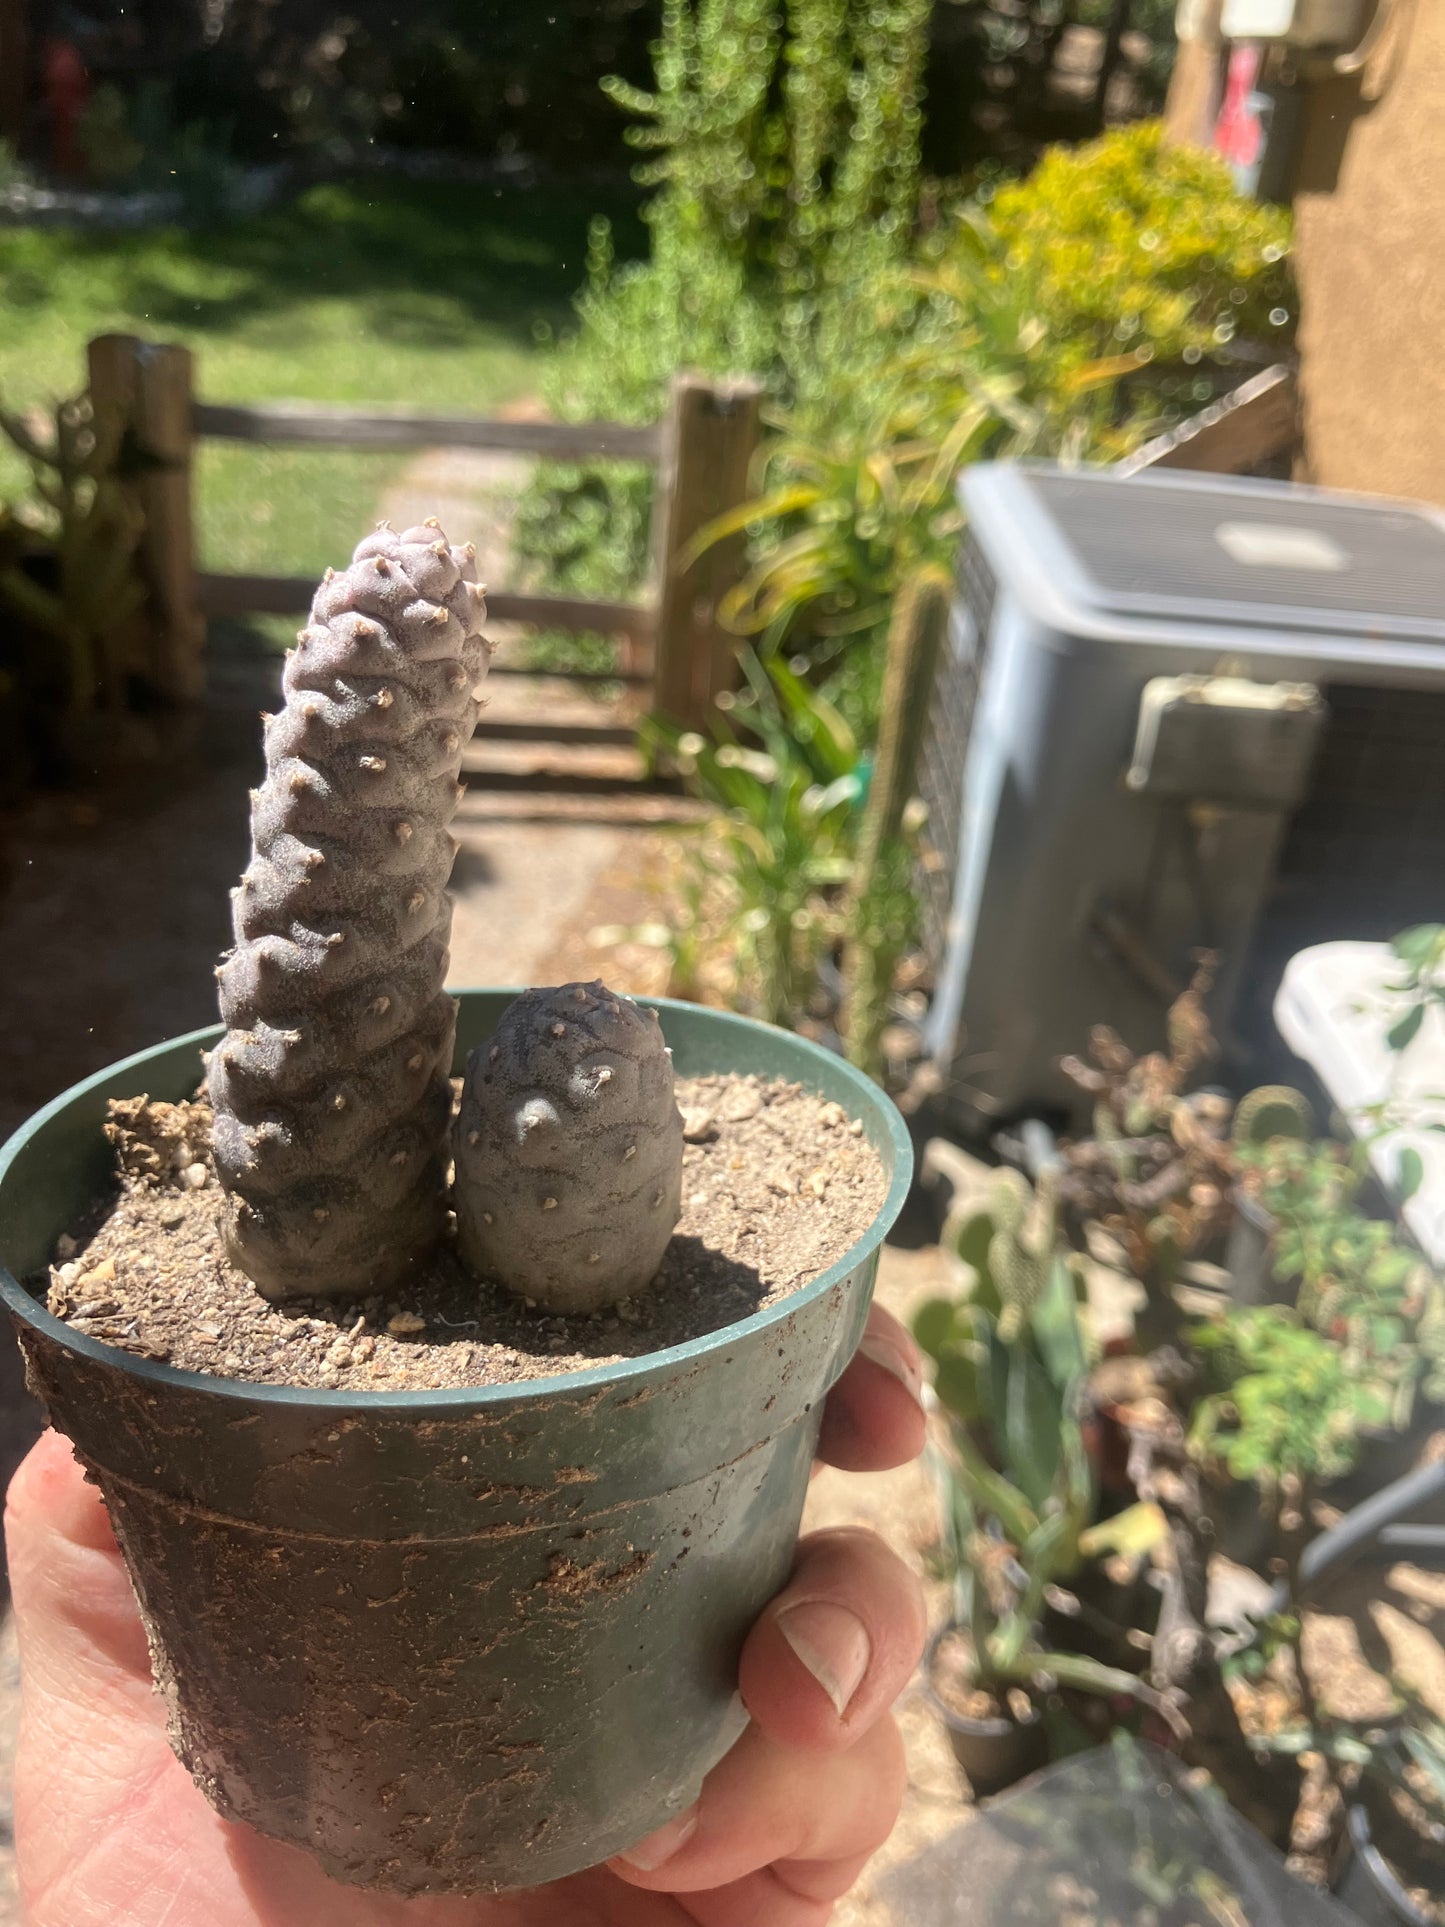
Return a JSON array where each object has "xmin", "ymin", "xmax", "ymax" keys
[
  {"xmin": 616, "ymin": 1804, "xmax": 700, "ymax": 1871},
  {"xmin": 858, "ymin": 1333, "xmax": 925, "ymax": 1410},
  {"xmin": 775, "ymin": 1599, "xmax": 872, "ymax": 1717}
]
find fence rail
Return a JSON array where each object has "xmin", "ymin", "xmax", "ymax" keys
[
  {"xmin": 194, "ymin": 571, "xmax": 653, "ymax": 641},
  {"xmin": 192, "ymin": 401, "xmax": 662, "ymax": 464},
  {"xmin": 90, "ymin": 332, "xmax": 762, "ymax": 732},
  {"xmin": 1118, "ymin": 364, "xmax": 1298, "ymax": 479}
]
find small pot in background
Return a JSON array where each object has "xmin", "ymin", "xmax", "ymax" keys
[
  {"xmin": 1333, "ymin": 1801, "xmax": 1437, "ymax": 1927},
  {"xmin": 922, "ymin": 1627, "xmax": 1049, "ymax": 1801}
]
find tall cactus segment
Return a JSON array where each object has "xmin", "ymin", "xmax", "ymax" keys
[
  {"xmin": 454, "ymin": 982, "xmax": 684, "ymax": 1314},
  {"xmin": 209, "ymin": 521, "xmax": 490, "ymax": 1301}
]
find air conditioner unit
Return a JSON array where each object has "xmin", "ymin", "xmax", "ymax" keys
[{"xmin": 918, "ymin": 464, "xmax": 1445, "ymax": 1134}]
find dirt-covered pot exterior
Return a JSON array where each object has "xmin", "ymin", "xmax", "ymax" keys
[
  {"xmin": 922, "ymin": 1627, "xmax": 1049, "ymax": 1802},
  {"xmin": 0, "ymin": 992, "xmax": 911, "ymax": 1896}
]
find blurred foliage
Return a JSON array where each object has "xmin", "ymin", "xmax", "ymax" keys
[
  {"xmin": 1189, "ymin": 1308, "xmax": 1388, "ymax": 1488},
  {"xmin": 1241, "ymin": 1136, "xmax": 1444, "ymax": 1417},
  {"xmin": 0, "ymin": 393, "xmax": 146, "ymax": 715},
  {"xmin": 514, "ymin": 0, "xmax": 931, "ymax": 629},
  {"xmin": 63, "ymin": 2, "xmax": 662, "ymax": 176},
  {"xmin": 713, "ymin": 125, "xmax": 1294, "ymax": 732},
  {"xmin": 1379, "ymin": 921, "xmax": 1445, "ymax": 1062},
  {"xmin": 600, "ymin": 0, "xmax": 927, "ymax": 300},
  {"xmin": 842, "ymin": 568, "xmax": 948, "ymax": 1077},
  {"xmin": 914, "ymin": 1173, "xmax": 1165, "ymax": 1713},
  {"xmin": 982, "ymin": 121, "xmax": 1294, "ymax": 366},
  {"xmin": 708, "ymin": 237, "xmax": 1141, "ymax": 711},
  {"xmin": 642, "ymin": 649, "xmax": 860, "ymax": 1025},
  {"xmin": 554, "ymin": 103, "xmax": 1296, "ymax": 1032},
  {"xmin": 0, "ymin": 140, "xmax": 30, "ymax": 191},
  {"xmin": 524, "ymin": 112, "xmax": 1296, "ymax": 727},
  {"xmin": 512, "ymin": 210, "xmax": 779, "ymax": 606}
]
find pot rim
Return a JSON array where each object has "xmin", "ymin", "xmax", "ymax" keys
[
  {"xmin": 921, "ymin": 1624, "xmax": 1042, "ymax": 1738},
  {"xmin": 0, "ymin": 989, "xmax": 912, "ymax": 1412},
  {"xmin": 1344, "ymin": 1801, "xmax": 1437, "ymax": 1927}
]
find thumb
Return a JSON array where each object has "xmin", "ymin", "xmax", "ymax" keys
[{"xmin": 5, "ymin": 1428, "xmax": 155, "ymax": 1699}]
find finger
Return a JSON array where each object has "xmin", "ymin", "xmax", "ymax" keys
[
  {"xmin": 670, "ymin": 1866, "xmax": 838, "ymax": 1927},
  {"xmin": 609, "ymin": 1712, "xmax": 905, "ymax": 1901},
  {"xmin": 5, "ymin": 1429, "xmax": 154, "ymax": 1693},
  {"xmin": 816, "ymin": 1302, "xmax": 925, "ymax": 1472},
  {"xmin": 738, "ymin": 1527, "xmax": 926, "ymax": 1751},
  {"xmin": 673, "ymin": 1853, "xmax": 878, "ymax": 1924}
]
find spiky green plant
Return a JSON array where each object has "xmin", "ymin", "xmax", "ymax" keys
[
  {"xmin": 643, "ymin": 648, "xmax": 859, "ymax": 1025},
  {"xmin": 915, "ymin": 1198, "xmax": 1166, "ymax": 1719}
]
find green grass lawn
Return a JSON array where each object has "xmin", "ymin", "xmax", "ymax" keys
[{"xmin": 0, "ymin": 176, "xmax": 643, "ymax": 583}]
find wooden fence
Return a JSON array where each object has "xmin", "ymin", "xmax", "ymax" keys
[
  {"xmin": 1118, "ymin": 364, "xmax": 1299, "ymax": 480},
  {"xmin": 87, "ymin": 332, "xmax": 763, "ymax": 734}
]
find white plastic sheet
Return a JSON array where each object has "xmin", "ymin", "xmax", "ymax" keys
[{"xmin": 881, "ymin": 1740, "xmax": 1360, "ymax": 1926}]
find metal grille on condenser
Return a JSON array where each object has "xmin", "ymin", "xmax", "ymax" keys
[
  {"xmin": 917, "ymin": 528, "xmax": 997, "ymax": 966},
  {"xmin": 1026, "ymin": 471, "xmax": 1445, "ymax": 626},
  {"xmin": 1236, "ymin": 683, "xmax": 1445, "ymax": 1070}
]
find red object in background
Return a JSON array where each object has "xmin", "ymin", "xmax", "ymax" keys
[
  {"xmin": 1214, "ymin": 43, "xmax": 1265, "ymax": 171},
  {"xmin": 41, "ymin": 37, "xmax": 89, "ymax": 178}
]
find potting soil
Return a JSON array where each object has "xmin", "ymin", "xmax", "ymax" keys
[{"xmin": 44, "ymin": 1073, "xmax": 887, "ymax": 1391}]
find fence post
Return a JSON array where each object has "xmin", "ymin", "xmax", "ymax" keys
[
  {"xmin": 649, "ymin": 372, "xmax": 763, "ymax": 732},
  {"xmin": 87, "ymin": 332, "xmax": 206, "ymax": 703},
  {"xmin": 87, "ymin": 331, "xmax": 141, "ymax": 456}
]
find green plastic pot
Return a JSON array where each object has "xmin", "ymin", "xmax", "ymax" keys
[{"xmin": 0, "ymin": 990, "xmax": 911, "ymax": 1896}]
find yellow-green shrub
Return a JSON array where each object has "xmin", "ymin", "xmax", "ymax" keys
[{"xmin": 982, "ymin": 120, "xmax": 1294, "ymax": 366}]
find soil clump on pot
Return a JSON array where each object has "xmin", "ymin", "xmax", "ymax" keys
[{"xmin": 43, "ymin": 1070, "xmax": 885, "ymax": 1391}]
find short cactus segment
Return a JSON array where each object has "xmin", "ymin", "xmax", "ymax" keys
[
  {"xmin": 454, "ymin": 981, "xmax": 684, "ymax": 1314},
  {"xmin": 209, "ymin": 521, "xmax": 490, "ymax": 1301},
  {"xmin": 1232, "ymin": 1085, "xmax": 1315, "ymax": 1148}
]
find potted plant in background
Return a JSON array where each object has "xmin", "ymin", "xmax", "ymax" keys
[
  {"xmin": 0, "ymin": 521, "xmax": 913, "ymax": 1895},
  {"xmin": 1335, "ymin": 1701, "xmax": 1445, "ymax": 1927},
  {"xmin": 1223, "ymin": 1084, "xmax": 1316, "ymax": 1303},
  {"xmin": 914, "ymin": 1168, "xmax": 1171, "ymax": 1798}
]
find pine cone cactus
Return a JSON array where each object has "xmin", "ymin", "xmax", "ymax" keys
[
  {"xmin": 454, "ymin": 981, "xmax": 684, "ymax": 1314},
  {"xmin": 209, "ymin": 520, "xmax": 490, "ymax": 1301}
]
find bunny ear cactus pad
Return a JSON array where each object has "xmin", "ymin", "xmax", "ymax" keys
[
  {"xmin": 209, "ymin": 520, "xmax": 490, "ymax": 1301},
  {"xmin": 454, "ymin": 981, "xmax": 685, "ymax": 1314}
]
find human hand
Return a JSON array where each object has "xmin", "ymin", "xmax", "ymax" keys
[{"xmin": 6, "ymin": 1302, "xmax": 927, "ymax": 1927}]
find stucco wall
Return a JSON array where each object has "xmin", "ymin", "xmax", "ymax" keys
[{"xmin": 1291, "ymin": 0, "xmax": 1445, "ymax": 503}]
